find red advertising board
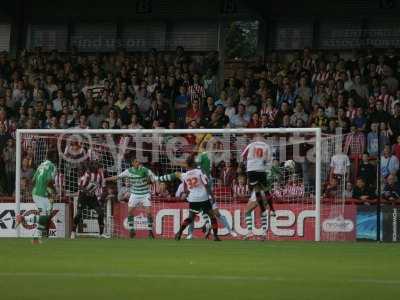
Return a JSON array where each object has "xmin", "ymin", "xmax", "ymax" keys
[{"xmin": 113, "ymin": 199, "xmax": 357, "ymax": 241}]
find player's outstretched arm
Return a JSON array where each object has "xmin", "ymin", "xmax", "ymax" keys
[
  {"xmin": 155, "ymin": 172, "xmax": 181, "ymax": 182},
  {"xmin": 104, "ymin": 176, "xmax": 118, "ymax": 182}
]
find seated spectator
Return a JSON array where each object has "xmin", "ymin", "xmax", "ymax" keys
[
  {"xmin": 324, "ymin": 177, "xmax": 339, "ymax": 198},
  {"xmin": 358, "ymin": 152, "xmax": 377, "ymax": 189},
  {"xmin": 383, "ymin": 174, "xmax": 400, "ymax": 203},
  {"xmin": 344, "ymin": 182, "xmax": 353, "ymax": 199},
  {"xmin": 353, "ymin": 178, "xmax": 375, "ymax": 202},
  {"xmin": 380, "ymin": 145, "xmax": 399, "ymax": 179}
]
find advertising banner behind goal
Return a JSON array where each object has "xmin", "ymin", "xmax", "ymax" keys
[
  {"xmin": 0, "ymin": 203, "xmax": 69, "ymax": 238},
  {"xmin": 113, "ymin": 201, "xmax": 356, "ymax": 241}
]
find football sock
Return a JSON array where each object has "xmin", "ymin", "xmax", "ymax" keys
[
  {"xmin": 210, "ymin": 216, "xmax": 218, "ymax": 236},
  {"xmin": 261, "ymin": 211, "xmax": 268, "ymax": 232},
  {"xmin": 218, "ymin": 215, "xmax": 231, "ymax": 232},
  {"xmin": 147, "ymin": 215, "xmax": 153, "ymax": 231},
  {"xmin": 245, "ymin": 211, "xmax": 252, "ymax": 232},
  {"xmin": 127, "ymin": 216, "xmax": 135, "ymax": 232}
]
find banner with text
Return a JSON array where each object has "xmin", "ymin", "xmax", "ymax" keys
[
  {"xmin": 113, "ymin": 201, "xmax": 357, "ymax": 241},
  {"xmin": 0, "ymin": 203, "xmax": 69, "ymax": 238}
]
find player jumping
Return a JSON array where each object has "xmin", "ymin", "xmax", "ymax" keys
[
  {"xmin": 16, "ymin": 150, "xmax": 58, "ymax": 244},
  {"xmin": 106, "ymin": 158, "xmax": 156, "ymax": 239},
  {"xmin": 158, "ymin": 156, "xmax": 221, "ymax": 241},
  {"xmin": 192, "ymin": 151, "xmax": 238, "ymax": 239},
  {"xmin": 71, "ymin": 161, "xmax": 108, "ymax": 239},
  {"xmin": 241, "ymin": 137, "xmax": 276, "ymax": 240}
]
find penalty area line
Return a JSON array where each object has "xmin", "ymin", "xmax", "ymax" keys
[{"xmin": 0, "ymin": 272, "xmax": 398, "ymax": 285}]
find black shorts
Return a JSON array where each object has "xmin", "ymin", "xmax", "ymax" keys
[
  {"xmin": 78, "ymin": 192, "xmax": 102, "ymax": 211},
  {"xmin": 189, "ymin": 200, "xmax": 212, "ymax": 214},
  {"xmin": 247, "ymin": 171, "xmax": 267, "ymax": 187}
]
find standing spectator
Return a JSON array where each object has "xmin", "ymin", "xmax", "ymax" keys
[
  {"xmin": 392, "ymin": 135, "xmax": 400, "ymax": 161},
  {"xmin": 367, "ymin": 122, "xmax": 389, "ymax": 157},
  {"xmin": 202, "ymin": 68, "xmax": 218, "ymax": 98},
  {"xmin": 330, "ymin": 149, "xmax": 351, "ymax": 180},
  {"xmin": 3, "ymin": 138, "xmax": 15, "ymax": 195},
  {"xmin": 344, "ymin": 125, "xmax": 366, "ymax": 157},
  {"xmin": 218, "ymin": 160, "xmax": 237, "ymax": 186},
  {"xmin": 52, "ymin": 90, "xmax": 65, "ymax": 114},
  {"xmin": 229, "ymin": 104, "xmax": 250, "ymax": 128},
  {"xmin": 296, "ymin": 77, "xmax": 312, "ymax": 110},
  {"xmin": 202, "ymin": 96, "xmax": 215, "ymax": 125},
  {"xmin": 105, "ymin": 108, "xmax": 122, "ymax": 129},
  {"xmin": 88, "ymin": 105, "xmax": 105, "ymax": 129},
  {"xmin": 0, "ymin": 120, "xmax": 10, "ymax": 152},
  {"xmin": 370, "ymin": 100, "xmax": 391, "ymax": 124},
  {"xmin": 389, "ymin": 103, "xmax": 400, "ymax": 143},
  {"xmin": 353, "ymin": 107, "xmax": 367, "ymax": 131},
  {"xmin": 290, "ymin": 102, "xmax": 308, "ymax": 126},
  {"xmin": 352, "ymin": 74, "xmax": 369, "ymax": 100},
  {"xmin": 188, "ymin": 74, "xmax": 206, "ymax": 102},
  {"xmin": 186, "ymin": 99, "xmax": 202, "ymax": 126},
  {"xmin": 247, "ymin": 112, "xmax": 260, "ymax": 128},
  {"xmin": 232, "ymin": 175, "xmax": 249, "ymax": 198},
  {"xmin": 226, "ymin": 78, "xmax": 238, "ymax": 102},
  {"xmin": 175, "ymin": 86, "xmax": 189, "ymax": 128},
  {"xmin": 135, "ymin": 87, "xmax": 151, "ymax": 115}
]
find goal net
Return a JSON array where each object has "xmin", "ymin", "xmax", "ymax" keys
[{"xmin": 15, "ymin": 128, "xmax": 354, "ymax": 241}]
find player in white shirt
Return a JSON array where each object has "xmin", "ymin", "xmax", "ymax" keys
[
  {"xmin": 241, "ymin": 137, "xmax": 276, "ymax": 240},
  {"xmin": 157, "ymin": 156, "xmax": 221, "ymax": 241}
]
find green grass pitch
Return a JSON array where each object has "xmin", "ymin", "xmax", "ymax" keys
[{"xmin": 0, "ymin": 239, "xmax": 399, "ymax": 300}]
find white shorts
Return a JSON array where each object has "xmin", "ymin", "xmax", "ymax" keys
[
  {"xmin": 32, "ymin": 195, "xmax": 52, "ymax": 213},
  {"xmin": 128, "ymin": 194, "xmax": 151, "ymax": 208},
  {"xmin": 248, "ymin": 191, "xmax": 257, "ymax": 202}
]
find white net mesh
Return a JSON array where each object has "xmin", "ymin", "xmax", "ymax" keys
[{"xmin": 17, "ymin": 129, "xmax": 353, "ymax": 241}]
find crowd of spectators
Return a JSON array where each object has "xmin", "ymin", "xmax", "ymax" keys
[{"xmin": 0, "ymin": 45, "xmax": 400, "ymax": 204}]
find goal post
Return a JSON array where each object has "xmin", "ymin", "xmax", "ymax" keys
[{"xmin": 15, "ymin": 127, "xmax": 323, "ymax": 241}]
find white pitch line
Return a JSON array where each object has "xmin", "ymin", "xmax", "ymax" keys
[{"xmin": 0, "ymin": 272, "xmax": 399, "ymax": 286}]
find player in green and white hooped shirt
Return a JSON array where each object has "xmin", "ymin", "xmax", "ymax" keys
[
  {"xmin": 106, "ymin": 159, "xmax": 156, "ymax": 239},
  {"xmin": 188, "ymin": 152, "xmax": 237, "ymax": 239},
  {"xmin": 16, "ymin": 151, "xmax": 58, "ymax": 244}
]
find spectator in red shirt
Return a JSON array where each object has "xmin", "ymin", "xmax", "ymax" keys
[
  {"xmin": 392, "ymin": 135, "xmax": 400, "ymax": 161},
  {"xmin": 247, "ymin": 112, "xmax": 260, "ymax": 128},
  {"xmin": 185, "ymin": 99, "xmax": 202, "ymax": 127}
]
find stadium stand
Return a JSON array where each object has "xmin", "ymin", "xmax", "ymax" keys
[{"xmin": 0, "ymin": 46, "xmax": 400, "ymax": 203}]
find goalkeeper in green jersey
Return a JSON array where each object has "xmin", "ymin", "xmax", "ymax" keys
[
  {"xmin": 106, "ymin": 158, "xmax": 156, "ymax": 239},
  {"xmin": 16, "ymin": 150, "xmax": 58, "ymax": 244},
  {"xmin": 190, "ymin": 151, "xmax": 238, "ymax": 239}
]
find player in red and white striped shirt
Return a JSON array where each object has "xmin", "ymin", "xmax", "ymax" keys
[{"xmin": 71, "ymin": 161, "xmax": 107, "ymax": 239}]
